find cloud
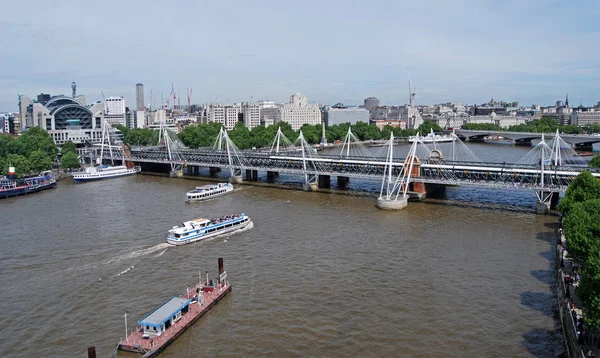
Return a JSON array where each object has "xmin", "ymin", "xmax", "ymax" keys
[{"xmin": 0, "ymin": 0, "xmax": 599, "ymax": 110}]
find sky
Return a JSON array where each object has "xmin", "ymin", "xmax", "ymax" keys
[{"xmin": 1, "ymin": 0, "xmax": 599, "ymax": 111}]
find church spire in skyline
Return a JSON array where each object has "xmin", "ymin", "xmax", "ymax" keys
[{"xmin": 565, "ymin": 93, "xmax": 569, "ymax": 107}]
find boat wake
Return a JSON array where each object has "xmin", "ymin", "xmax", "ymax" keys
[
  {"xmin": 155, "ymin": 248, "xmax": 168, "ymax": 257},
  {"xmin": 222, "ymin": 220, "xmax": 254, "ymax": 238},
  {"xmin": 104, "ymin": 243, "xmax": 171, "ymax": 265},
  {"xmin": 115, "ymin": 265, "xmax": 135, "ymax": 277}
]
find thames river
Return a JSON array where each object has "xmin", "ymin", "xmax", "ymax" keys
[{"xmin": 0, "ymin": 141, "xmax": 566, "ymax": 357}]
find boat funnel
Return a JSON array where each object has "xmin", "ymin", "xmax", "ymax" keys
[
  {"xmin": 218, "ymin": 257, "xmax": 224, "ymax": 275},
  {"xmin": 8, "ymin": 166, "xmax": 15, "ymax": 181}
]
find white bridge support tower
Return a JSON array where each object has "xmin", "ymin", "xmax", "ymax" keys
[
  {"xmin": 214, "ymin": 127, "xmax": 244, "ymax": 183},
  {"xmin": 535, "ymin": 132, "xmax": 559, "ymax": 214},
  {"xmin": 376, "ymin": 133, "xmax": 421, "ymax": 210},
  {"xmin": 297, "ymin": 130, "xmax": 319, "ymax": 191}
]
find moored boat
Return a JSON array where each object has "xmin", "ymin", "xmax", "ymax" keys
[
  {"xmin": 0, "ymin": 168, "xmax": 56, "ymax": 199},
  {"xmin": 578, "ymin": 151, "xmax": 595, "ymax": 157},
  {"xmin": 409, "ymin": 132, "xmax": 456, "ymax": 143},
  {"xmin": 167, "ymin": 213, "xmax": 251, "ymax": 246},
  {"xmin": 117, "ymin": 258, "xmax": 231, "ymax": 357},
  {"xmin": 72, "ymin": 165, "xmax": 141, "ymax": 182},
  {"xmin": 186, "ymin": 183, "xmax": 233, "ymax": 202}
]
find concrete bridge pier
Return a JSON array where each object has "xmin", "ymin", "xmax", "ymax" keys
[
  {"xmin": 186, "ymin": 166, "xmax": 199, "ymax": 176},
  {"xmin": 424, "ymin": 183, "xmax": 446, "ymax": 198},
  {"xmin": 229, "ymin": 176, "xmax": 243, "ymax": 184},
  {"xmin": 535, "ymin": 191, "xmax": 558, "ymax": 215},
  {"xmin": 318, "ymin": 175, "xmax": 331, "ymax": 189},
  {"xmin": 376, "ymin": 197, "xmax": 408, "ymax": 210},
  {"xmin": 245, "ymin": 169, "xmax": 258, "ymax": 181},
  {"xmin": 337, "ymin": 176, "xmax": 350, "ymax": 189},
  {"xmin": 535, "ymin": 201, "xmax": 550, "ymax": 215},
  {"xmin": 550, "ymin": 192, "xmax": 560, "ymax": 209},
  {"xmin": 514, "ymin": 139, "xmax": 533, "ymax": 146},
  {"xmin": 303, "ymin": 182, "xmax": 318, "ymax": 191},
  {"xmin": 574, "ymin": 142, "xmax": 594, "ymax": 151}
]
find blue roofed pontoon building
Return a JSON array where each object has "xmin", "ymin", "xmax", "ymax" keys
[{"xmin": 138, "ymin": 297, "xmax": 191, "ymax": 338}]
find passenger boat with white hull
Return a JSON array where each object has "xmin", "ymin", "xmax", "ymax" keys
[
  {"xmin": 73, "ymin": 165, "xmax": 141, "ymax": 182},
  {"xmin": 167, "ymin": 213, "xmax": 251, "ymax": 246},
  {"xmin": 186, "ymin": 183, "xmax": 233, "ymax": 202},
  {"xmin": 73, "ymin": 121, "xmax": 141, "ymax": 182},
  {"xmin": 409, "ymin": 132, "xmax": 456, "ymax": 143}
]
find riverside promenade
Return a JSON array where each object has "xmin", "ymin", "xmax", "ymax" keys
[{"xmin": 557, "ymin": 230, "xmax": 598, "ymax": 358}]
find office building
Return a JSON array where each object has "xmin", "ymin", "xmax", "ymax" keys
[
  {"xmin": 364, "ymin": 97, "xmax": 380, "ymax": 111},
  {"xmin": 572, "ymin": 111, "xmax": 600, "ymax": 126},
  {"xmin": 136, "ymin": 83, "xmax": 144, "ymax": 111},
  {"xmin": 280, "ymin": 93, "xmax": 321, "ymax": 130},
  {"xmin": 104, "ymin": 96, "xmax": 127, "ymax": 126},
  {"xmin": 325, "ymin": 107, "xmax": 370, "ymax": 126},
  {"xmin": 0, "ymin": 113, "xmax": 9, "ymax": 133}
]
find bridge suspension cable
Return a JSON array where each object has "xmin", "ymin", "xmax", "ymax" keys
[
  {"xmin": 268, "ymin": 127, "xmax": 297, "ymax": 154},
  {"xmin": 213, "ymin": 127, "xmax": 246, "ymax": 178},
  {"xmin": 295, "ymin": 130, "xmax": 323, "ymax": 185},
  {"xmin": 335, "ymin": 127, "xmax": 373, "ymax": 158}
]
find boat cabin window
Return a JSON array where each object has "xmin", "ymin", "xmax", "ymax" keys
[{"xmin": 174, "ymin": 233, "xmax": 181, "ymax": 238}]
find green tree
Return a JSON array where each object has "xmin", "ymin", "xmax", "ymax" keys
[
  {"xmin": 563, "ymin": 199, "xmax": 600, "ymax": 266},
  {"xmin": 557, "ymin": 171, "xmax": 600, "ymax": 214},
  {"xmin": 61, "ymin": 151, "xmax": 81, "ymax": 170},
  {"xmin": 17, "ymin": 127, "xmax": 57, "ymax": 158},
  {"xmin": 228, "ymin": 121, "xmax": 252, "ymax": 149},
  {"xmin": 61, "ymin": 141, "xmax": 77, "ymax": 155},
  {"xmin": 416, "ymin": 120, "xmax": 442, "ymax": 135},
  {"xmin": 590, "ymin": 154, "xmax": 600, "ymax": 168},
  {"xmin": 3, "ymin": 154, "xmax": 31, "ymax": 178},
  {"xmin": 0, "ymin": 133, "xmax": 14, "ymax": 158},
  {"xmin": 28, "ymin": 149, "xmax": 53, "ymax": 173},
  {"xmin": 299, "ymin": 124, "xmax": 321, "ymax": 144}
]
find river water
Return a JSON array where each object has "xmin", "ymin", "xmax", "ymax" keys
[{"xmin": 0, "ymin": 142, "xmax": 566, "ymax": 357}]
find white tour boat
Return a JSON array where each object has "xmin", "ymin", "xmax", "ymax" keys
[
  {"xmin": 409, "ymin": 129, "xmax": 456, "ymax": 143},
  {"xmin": 73, "ymin": 121, "xmax": 141, "ymax": 182},
  {"xmin": 167, "ymin": 213, "xmax": 251, "ymax": 246},
  {"xmin": 73, "ymin": 165, "xmax": 141, "ymax": 182},
  {"xmin": 186, "ymin": 183, "xmax": 234, "ymax": 202}
]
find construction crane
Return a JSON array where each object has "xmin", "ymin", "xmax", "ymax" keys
[
  {"xmin": 171, "ymin": 82, "xmax": 176, "ymax": 111},
  {"xmin": 407, "ymin": 69, "xmax": 416, "ymax": 107},
  {"xmin": 101, "ymin": 90, "xmax": 108, "ymax": 113},
  {"xmin": 187, "ymin": 87, "xmax": 193, "ymax": 112}
]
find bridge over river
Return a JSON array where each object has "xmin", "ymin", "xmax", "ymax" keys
[
  {"xmin": 101, "ymin": 125, "xmax": 599, "ymax": 214},
  {"xmin": 454, "ymin": 129, "xmax": 600, "ymax": 149}
]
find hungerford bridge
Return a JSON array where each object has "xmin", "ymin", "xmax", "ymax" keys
[{"xmin": 105, "ymin": 125, "xmax": 600, "ymax": 214}]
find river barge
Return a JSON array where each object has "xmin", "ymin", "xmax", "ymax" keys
[
  {"xmin": 167, "ymin": 213, "xmax": 251, "ymax": 246},
  {"xmin": 0, "ymin": 168, "xmax": 56, "ymax": 199},
  {"xmin": 117, "ymin": 258, "xmax": 231, "ymax": 357}
]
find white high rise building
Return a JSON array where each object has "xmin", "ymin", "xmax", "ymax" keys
[
  {"xmin": 242, "ymin": 103, "xmax": 260, "ymax": 128},
  {"xmin": 104, "ymin": 96, "xmax": 127, "ymax": 126},
  {"xmin": 204, "ymin": 103, "xmax": 262, "ymax": 130},
  {"xmin": 280, "ymin": 93, "xmax": 321, "ymax": 130},
  {"xmin": 225, "ymin": 104, "xmax": 242, "ymax": 129}
]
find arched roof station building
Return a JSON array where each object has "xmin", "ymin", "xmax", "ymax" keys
[{"xmin": 27, "ymin": 95, "xmax": 103, "ymax": 145}]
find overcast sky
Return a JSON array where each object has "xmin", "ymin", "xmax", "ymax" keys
[{"xmin": 1, "ymin": 0, "xmax": 599, "ymax": 111}]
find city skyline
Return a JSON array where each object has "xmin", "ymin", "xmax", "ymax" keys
[{"xmin": 1, "ymin": 0, "xmax": 599, "ymax": 111}]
